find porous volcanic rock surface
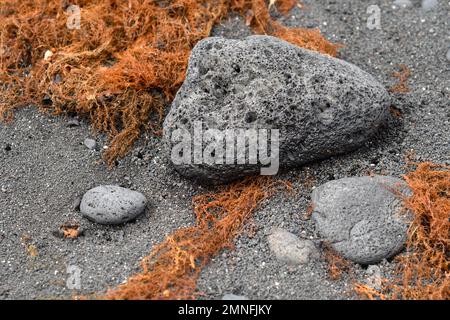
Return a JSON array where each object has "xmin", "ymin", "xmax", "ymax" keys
[
  {"xmin": 164, "ymin": 35, "xmax": 390, "ymax": 184},
  {"xmin": 1, "ymin": 0, "xmax": 449, "ymax": 299}
]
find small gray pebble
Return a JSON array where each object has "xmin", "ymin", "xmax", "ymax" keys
[
  {"xmin": 72, "ymin": 196, "xmax": 81, "ymax": 211},
  {"xmin": 84, "ymin": 138, "xmax": 96, "ymax": 150},
  {"xmin": 365, "ymin": 265, "xmax": 382, "ymax": 290},
  {"xmin": 268, "ymin": 228, "xmax": 319, "ymax": 265},
  {"xmin": 80, "ymin": 185, "xmax": 147, "ymax": 225},
  {"xmin": 67, "ymin": 119, "xmax": 80, "ymax": 127}
]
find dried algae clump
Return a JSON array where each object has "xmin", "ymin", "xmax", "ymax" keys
[
  {"xmin": 0, "ymin": 0, "xmax": 340, "ymax": 164},
  {"xmin": 323, "ymin": 244, "xmax": 352, "ymax": 280},
  {"xmin": 103, "ymin": 177, "xmax": 291, "ymax": 300},
  {"xmin": 356, "ymin": 162, "xmax": 449, "ymax": 300},
  {"xmin": 274, "ymin": 0, "xmax": 300, "ymax": 14},
  {"xmin": 354, "ymin": 282, "xmax": 387, "ymax": 300},
  {"xmin": 389, "ymin": 64, "xmax": 411, "ymax": 93}
]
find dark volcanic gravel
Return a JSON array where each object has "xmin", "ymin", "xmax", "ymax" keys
[{"xmin": 0, "ymin": 0, "xmax": 449, "ymax": 299}]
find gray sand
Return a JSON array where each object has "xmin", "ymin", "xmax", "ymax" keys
[{"xmin": 1, "ymin": 0, "xmax": 449, "ymax": 299}]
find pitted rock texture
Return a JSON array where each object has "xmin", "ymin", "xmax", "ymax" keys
[
  {"xmin": 311, "ymin": 176, "xmax": 410, "ymax": 264},
  {"xmin": 80, "ymin": 185, "xmax": 147, "ymax": 225},
  {"xmin": 164, "ymin": 35, "xmax": 391, "ymax": 184}
]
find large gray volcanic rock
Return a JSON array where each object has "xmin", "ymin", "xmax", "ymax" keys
[
  {"xmin": 163, "ymin": 36, "xmax": 390, "ymax": 184},
  {"xmin": 311, "ymin": 176, "xmax": 410, "ymax": 264}
]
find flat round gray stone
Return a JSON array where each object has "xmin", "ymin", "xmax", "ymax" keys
[
  {"xmin": 80, "ymin": 185, "xmax": 147, "ymax": 225},
  {"xmin": 163, "ymin": 35, "xmax": 390, "ymax": 184},
  {"xmin": 268, "ymin": 228, "xmax": 319, "ymax": 265},
  {"xmin": 311, "ymin": 176, "xmax": 410, "ymax": 264}
]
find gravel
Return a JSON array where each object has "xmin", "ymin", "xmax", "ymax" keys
[{"xmin": 0, "ymin": 0, "xmax": 449, "ymax": 300}]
